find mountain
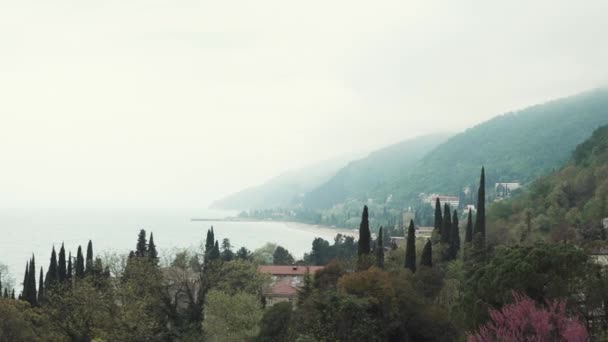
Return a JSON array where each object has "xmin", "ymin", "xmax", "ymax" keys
[
  {"xmin": 210, "ymin": 156, "xmax": 354, "ymax": 210},
  {"xmin": 487, "ymin": 124, "xmax": 608, "ymax": 246},
  {"xmin": 300, "ymin": 133, "xmax": 452, "ymax": 209},
  {"xmin": 380, "ymin": 88, "xmax": 608, "ymax": 206}
]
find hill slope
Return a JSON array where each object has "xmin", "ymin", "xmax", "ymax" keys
[
  {"xmin": 487, "ymin": 124, "xmax": 608, "ymax": 245},
  {"xmin": 210, "ymin": 156, "xmax": 353, "ymax": 210},
  {"xmin": 381, "ymin": 88, "xmax": 608, "ymax": 206},
  {"xmin": 300, "ymin": 133, "xmax": 452, "ymax": 209}
]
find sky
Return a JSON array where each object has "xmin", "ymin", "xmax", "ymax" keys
[{"xmin": 1, "ymin": 0, "xmax": 607, "ymax": 210}]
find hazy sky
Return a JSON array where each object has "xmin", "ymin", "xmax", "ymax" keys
[{"xmin": 1, "ymin": 0, "xmax": 607, "ymax": 210}]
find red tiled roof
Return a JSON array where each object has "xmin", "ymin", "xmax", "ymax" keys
[
  {"xmin": 258, "ymin": 265, "xmax": 324, "ymax": 276},
  {"xmin": 265, "ymin": 277, "xmax": 298, "ymax": 297}
]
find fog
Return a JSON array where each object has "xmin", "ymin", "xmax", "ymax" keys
[{"xmin": 1, "ymin": 0, "xmax": 607, "ymax": 210}]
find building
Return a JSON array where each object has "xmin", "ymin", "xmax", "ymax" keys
[
  {"xmin": 258, "ymin": 265, "xmax": 324, "ymax": 306},
  {"xmin": 421, "ymin": 193, "xmax": 460, "ymax": 208},
  {"xmin": 603, "ymin": 218, "xmax": 608, "ymax": 230},
  {"xmin": 402, "ymin": 208, "xmax": 415, "ymax": 226},
  {"xmin": 495, "ymin": 182, "xmax": 521, "ymax": 192},
  {"xmin": 464, "ymin": 204, "xmax": 477, "ymax": 213}
]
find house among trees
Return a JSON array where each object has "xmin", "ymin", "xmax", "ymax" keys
[
  {"xmin": 495, "ymin": 182, "xmax": 521, "ymax": 199},
  {"xmin": 421, "ymin": 193, "xmax": 460, "ymax": 208},
  {"xmin": 258, "ymin": 265, "xmax": 324, "ymax": 306}
]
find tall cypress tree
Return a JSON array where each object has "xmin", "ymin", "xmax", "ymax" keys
[
  {"xmin": 3, "ymin": 288, "xmax": 7, "ymax": 298},
  {"xmin": 66, "ymin": 252, "xmax": 73, "ymax": 283},
  {"xmin": 474, "ymin": 167, "xmax": 486, "ymax": 248},
  {"xmin": 441, "ymin": 203, "xmax": 452, "ymax": 244},
  {"xmin": 434, "ymin": 198, "xmax": 443, "ymax": 238},
  {"xmin": 11, "ymin": 289, "xmax": 15, "ymax": 300},
  {"xmin": 358, "ymin": 206, "xmax": 371, "ymax": 257},
  {"xmin": 75, "ymin": 246, "xmax": 85, "ymax": 279},
  {"xmin": 85, "ymin": 240, "xmax": 94, "ymax": 274},
  {"xmin": 405, "ymin": 220, "xmax": 416, "ymax": 273},
  {"xmin": 58, "ymin": 243, "xmax": 66, "ymax": 282},
  {"xmin": 22, "ymin": 262, "xmax": 29, "ymax": 302},
  {"xmin": 420, "ymin": 239, "xmax": 433, "ymax": 267},
  {"xmin": 209, "ymin": 240, "xmax": 220, "ymax": 260},
  {"xmin": 465, "ymin": 208, "xmax": 473, "ymax": 244},
  {"xmin": 148, "ymin": 232, "xmax": 158, "ymax": 264},
  {"xmin": 136, "ymin": 229, "xmax": 147, "ymax": 257},
  {"xmin": 27, "ymin": 256, "xmax": 37, "ymax": 306},
  {"xmin": 375, "ymin": 227, "xmax": 384, "ymax": 269},
  {"xmin": 38, "ymin": 267, "xmax": 44, "ymax": 305},
  {"xmin": 46, "ymin": 248, "xmax": 58, "ymax": 288},
  {"xmin": 449, "ymin": 210, "xmax": 460, "ymax": 260}
]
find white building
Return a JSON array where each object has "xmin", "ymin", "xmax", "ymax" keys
[
  {"xmin": 421, "ymin": 193, "xmax": 460, "ymax": 208},
  {"xmin": 603, "ymin": 218, "xmax": 608, "ymax": 230}
]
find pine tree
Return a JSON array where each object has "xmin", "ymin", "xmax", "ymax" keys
[
  {"xmin": 420, "ymin": 239, "xmax": 433, "ymax": 267},
  {"xmin": 405, "ymin": 220, "xmax": 417, "ymax": 273},
  {"xmin": 465, "ymin": 208, "xmax": 473, "ymax": 244},
  {"xmin": 375, "ymin": 227, "xmax": 385, "ymax": 269},
  {"xmin": 148, "ymin": 232, "xmax": 158, "ymax": 264},
  {"xmin": 66, "ymin": 252, "xmax": 73, "ymax": 283},
  {"xmin": 85, "ymin": 240, "xmax": 94, "ymax": 274},
  {"xmin": 75, "ymin": 246, "xmax": 85, "ymax": 279},
  {"xmin": 474, "ymin": 167, "xmax": 486, "ymax": 249},
  {"xmin": 46, "ymin": 248, "xmax": 58, "ymax": 288},
  {"xmin": 220, "ymin": 238, "xmax": 234, "ymax": 262},
  {"xmin": 358, "ymin": 206, "xmax": 371, "ymax": 257},
  {"xmin": 434, "ymin": 198, "xmax": 443, "ymax": 238},
  {"xmin": 441, "ymin": 203, "xmax": 452, "ymax": 244},
  {"xmin": 38, "ymin": 267, "xmax": 44, "ymax": 305},
  {"xmin": 449, "ymin": 210, "xmax": 460, "ymax": 260},
  {"xmin": 136, "ymin": 229, "xmax": 147, "ymax": 257},
  {"xmin": 58, "ymin": 243, "xmax": 66, "ymax": 282}
]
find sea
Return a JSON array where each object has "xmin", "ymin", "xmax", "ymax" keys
[{"xmin": 0, "ymin": 208, "xmax": 352, "ymax": 291}]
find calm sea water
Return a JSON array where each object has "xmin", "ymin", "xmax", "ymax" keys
[{"xmin": 0, "ymin": 209, "xmax": 347, "ymax": 291}]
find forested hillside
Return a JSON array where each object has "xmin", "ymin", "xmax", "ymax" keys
[
  {"xmin": 385, "ymin": 89, "xmax": 608, "ymax": 206},
  {"xmin": 301, "ymin": 133, "xmax": 451, "ymax": 209},
  {"xmin": 487, "ymin": 124, "xmax": 608, "ymax": 245},
  {"xmin": 211, "ymin": 155, "xmax": 353, "ymax": 210}
]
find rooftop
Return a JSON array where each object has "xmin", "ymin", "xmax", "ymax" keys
[{"xmin": 258, "ymin": 265, "xmax": 324, "ymax": 276}]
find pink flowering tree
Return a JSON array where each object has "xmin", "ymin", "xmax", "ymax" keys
[{"xmin": 468, "ymin": 292, "xmax": 588, "ymax": 342}]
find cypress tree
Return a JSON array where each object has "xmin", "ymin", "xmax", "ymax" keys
[
  {"xmin": 209, "ymin": 240, "xmax": 220, "ymax": 260},
  {"xmin": 11, "ymin": 289, "xmax": 15, "ymax": 300},
  {"xmin": 420, "ymin": 239, "xmax": 433, "ymax": 267},
  {"xmin": 474, "ymin": 167, "xmax": 486, "ymax": 248},
  {"xmin": 3, "ymin": 288, "xmax": 7, "ymax": 299},
  {"xmin": 46, "ymin": 247, "xmax": 58, "ymax": 287},
  {"xmin": 58, "ymin": 243, "xmax": 66, "ymax": 282},
  {"xmin": 0, "ymin": 271, "xmax": 2, "ymax": 295},
  {"xmin": 148, "ymin": 232, "xmax": 158, "ymax": 264},
  {"xmin": 22, "ymin": 262, "xmax": 28, "ymax": 302},
  {"xmin": 136, "ymin": 229, "xmax": 147, "ymax": 257},
  {"xmin": 27, "ymin": 256, "xmax": 37, "ymax": 306},
  {"xmin": 75, "ymin": 246, "xmax": 85, "ymax": 279},
  {"xmin": 449, "ymin": 210, "xmax": 460, "ymax": 260},
  {"xmin": 441, "ymin": 203, "xmax": 452, "ymax": 244},
  {"xmin": 358, "ymin": 206, "xmax": 371, "ymax": 257},
  {"xmin": 38, "ymin": 267, "xmax": 44, "ymax": 305},
  {"xmin": 85, "ymin": 240, "xmax": 94, "ymax": 274},
  {"xmin": 434, "ymin": 198, "xmax": 443, "ymax": 238},
  {"xmin": 465, "ymin": 208, "xmax": 473, "ymax": 244},
  {"xmin": 375, "ymin": 227, "xmax": 384, "ymax": 269},
  {"xmin": 404, "ymin": 220, "xmax": 416, "ymax": 273},
  {"xmin": 66, "ymin": 252, "xmax": 73, "ymax": 283},
  {"xmin": 205, "ymin": 227, "xmax": 215, "ymax": 256}
]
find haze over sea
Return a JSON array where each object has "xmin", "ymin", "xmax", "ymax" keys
[{"xmin": 0, "ymin": 208, "xmax": 351, "ymax": 289}]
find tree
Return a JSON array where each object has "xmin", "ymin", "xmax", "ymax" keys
[
  {"xmin": 66, "ymin": 252, "xmax": 73, "ymax": 284},
  {"xmin": 85, "ymin": 240, "xmax": 94, "ymax": 275},
  {"xmin": 75, "ymin": 246, "xmax": 85, "ymax": 279},
  {"xmin": 256, "ymin": 302, "xmax": 292, "ymax": 342},
  {"xmin": 236, "ymin": 247, "xmax": 252, "ymax": 261},
  {"xmin": 298, "ymin": 271, "xmax": 313, "ymax": 306},
  {"xmin": 375, "ymin": 227, "xmax": 384, "ymax": 268},
  {"xmin": 420, "ymin": 239, "xmax": 432, "ymax": 268},
  {"xmin": 221, "ymin": 238, "xmax": 235, "ymax": 262},
  {"xmin": 136, "ymin": 229, "xmax": 147, "ymax": 258},
  {"xmin": 37, "ymin": 268, "xmax": 44, "ymax": 305},
  {"xmin": 473, "ymin": 167, "xmax": 486, "ymax": 247},
  {"xmin": 204, "ymin": 290, "xmax": 263, "ymax": 342},
  {"xmin": 405, "ymin": 220, "xmax": 416, "ymax": 273},
  {"xmin": 309, "ymin": 238, "xmax": 331, "ymax": 266},
  {"xmin": 21, "ymin": 262, "xmax": 28, "ymax": 301},
  {"xmin": 148, "ymin": 232, "xmax": 158, "ymax": 265},
  {"xmin": 58, "ymin": 243, "xmax": 66, "ymax": 282},
  {"xmin": 469, "ymin": 292, "xmax": 588, "ymax": 342},
  {"xmin": 209, "ymin": 240, "xmax": 220, "ymax": 261},
  {"xmin": 449, "ymin": 210, "xmax": 460, "ymax": 260},
  {"xmin": 357, "ymin": 206, "xmax": 371, "ymax": 270},
  {"xmin": 205, "ymin": 227, "xmax": 215, "ymax": 257},
  {"xmin": 441, "ymin": 203, "xmax": 452, "ymax": 244},
  {"xmin": 272, "ymin": 246, "xmax": 294, "ymax": 265},
  {"xmin": 434, "ymin": 197, "xmax": 443, "ymax": 239},
  {"xmin": 46, "ymin": 248, "xmax": 58, "ymax": 288},
  {"xmin": 24, "ymin": 256, "xmax": 37, "ymax": 306},
  {"xmin": 465, "ymin": 208, "xmax": 473, "ymax": 244}
]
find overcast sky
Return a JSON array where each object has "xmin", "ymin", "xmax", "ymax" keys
[{"xmin": 1, "ymin": 0, "xmax": 607, "ymax": 210}]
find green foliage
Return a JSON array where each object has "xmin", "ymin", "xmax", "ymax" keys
[
  {"xmin": 405, "ymin": 220, "xmax": 416, "ymax": 273},
  {"xmin": 420, "ymin": 239, "xmax": 432, "ymax": 268},
  {"xmin": 375, "ymin": 227, "xmax": 384, "ymax": 268},
  {"xmin": 272, "ymin": 246, "xmax": 294, "ymax": 265},
  {"xmin": 357, "ymin": 206, "xmax": 370, "ymax": 260},
  {"xmin": 204, "ymin": 290, "xmax": 263, "ymax": 342},
  {"xmin": 256, "ymin": 302, "xmax": 292, "ymax": 342}
]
